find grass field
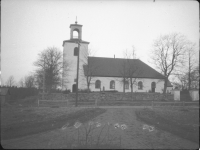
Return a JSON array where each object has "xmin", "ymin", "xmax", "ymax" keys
[{"xmin": 1, "ymin": 101, "xmax": 199, "ymax": 149}]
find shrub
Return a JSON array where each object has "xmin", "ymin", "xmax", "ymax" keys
[
  {"xmin": 79, "ymin": 89, "xmax": 91, "ymax": 93},
  {"xmin": 102, "ymin": 90, "xmax": 118, "ymax": 93},
  {"xmin": 62, "ymin": 89, "xmax": 71, "ymax": 94}
]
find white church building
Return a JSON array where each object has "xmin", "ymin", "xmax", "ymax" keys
[{"xmin": 62, "ymin": 21, "xmax": 173, "ymax": 93}]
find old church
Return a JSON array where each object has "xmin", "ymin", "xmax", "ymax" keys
[{"xmin": 62, "ymin": 22, "xmax": 173, "ymax": 93}]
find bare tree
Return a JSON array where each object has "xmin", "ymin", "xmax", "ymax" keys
[
  {"xmin": 1, "ymin": 77, "xmax": 4, "ymax": 86},
  {"xmin": 119, "ymin": 48, "xmax": 142, "ymax": 98},
  {"xmin": 34, "ymin": 69, "xmax": 43, "ymax": 89},
  {"xmin": 119, "ymin": 58, "xmax": 128, "ymax": 93},
  {"xmin": 125, "ymin": 50, "xmax": 142, "ymax": 98},
  {"xmin": 18, "ymin": 78, "xmax": 25, "ymax": 87},
  {"xmin": 131, "ymin": 45, "xmax": 137, "ymax": 59},
  {"xmin": 6, "ymin": 75, "xmax": 15, "ymax": 87},
  {"xmin": 34, "ymin": 47, "xmax": 64, "ymax": 92},
  {"xmin": 24, "ymin": 75, "xmax": 35, "ymax": 88},
  {"xmin": 173, "ymin": 42, "xmax": 198, "ymax": 90},
  {"xmin": 185, "ymin": 42, "xmax": 198, "ymax": 90},
  {"xmin": 175, "ymin": 73, "xmax": 188, "ymax": 90},
  {"xmin": 190, "ymin": 65, "xmax": 199, "ymax": 89},
  {"xmin": 151, "ymin": 33, "xmax": 188, "ymax": 94}
]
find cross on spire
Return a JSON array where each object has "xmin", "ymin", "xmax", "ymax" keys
[{"xmin": 75, "ymin": 16, "xmax": 77, "ymax": 24}]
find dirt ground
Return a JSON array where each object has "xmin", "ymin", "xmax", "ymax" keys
[{"xmin": 1, "ymin": 107, "xmax": 199, "ymax": 149}]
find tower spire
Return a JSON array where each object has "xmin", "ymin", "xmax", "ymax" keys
[{"xmin": 75, "ymin": 16, "xmax": 77, "ymax": 24}]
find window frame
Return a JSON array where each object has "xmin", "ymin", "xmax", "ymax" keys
[
  {"xmin": 95, "ymin": 80, "xmax": 101, "ymax": 89},
  {"xmin": 138, "ymin": 81, "xmax": 143, "ymax": 90},
  {"xmin": 151, "ymin": 82, "xmax": 156, "ymax": 88},
  {"xmin": 110, "ymin": 80, "xmax": 115, "ymax": 89},
  {"xmin": 125, "ymin": 81, "xmax": 129, "ymax": 89}
]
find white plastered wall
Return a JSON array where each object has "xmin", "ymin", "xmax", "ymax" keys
[
  {"xmin": 63, "ymin": 42, "xmax": 88, "ymax": 92},
  {"xmin": 86, "ymin": 77, "xmax": 165, "ymax": 93}
]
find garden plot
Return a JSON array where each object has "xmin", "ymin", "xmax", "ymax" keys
[{"xmin": 1, "ymin": 107, "xmax": 199, "ymax": 149}]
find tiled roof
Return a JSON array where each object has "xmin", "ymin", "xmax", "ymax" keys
[
  {"xmin": 84, "ymin": 57, "xmax": 174, "ymax": 87},
  {"xmin": 167, "ymin": 80, "xmax": 173, "ymax": 87},
  {"xmin": 84, "ymin": 57, "xmax": 166, "ymax": 79}
]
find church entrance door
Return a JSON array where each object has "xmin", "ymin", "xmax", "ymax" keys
[{"xmin": 151, "ymin": 82, "xmax": 156, "ymax": 93}]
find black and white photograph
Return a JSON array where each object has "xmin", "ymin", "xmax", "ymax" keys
[{"xmin": 0, "ymin": 0, "xmax": 199, "ymax": 149}]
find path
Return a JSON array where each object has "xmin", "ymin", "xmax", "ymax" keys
[{"xmin": 92, "ymin": 108, "xmax": 198, "ymax": 149}]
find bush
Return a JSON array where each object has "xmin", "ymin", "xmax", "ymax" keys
[
  {"xmin": 50, "ymin": 89, "xmax": 63, "ymax": 93},
  {"xmin": 79, "ymin": 89, "xmax": 91, "ymax": 93},
  {"xmin": 102, "ymin": 90, "xmax": 118, "ymax": 93},
  {"xmin": 62, "ymin": 89, "xmax": 71, "ymax": 94},
  {"xmin": 0, "ymin": 86, "xmax": 39, "ymax": 102}
]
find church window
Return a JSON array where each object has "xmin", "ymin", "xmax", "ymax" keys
[
  {"xmin": 138, "ymin": 81, "xmax": 143, "ymax": 90},
  {"xmin": 125, "ymin": 81, "xmax": 129, "ymax": 89},
  {"xmin": 110, "ymin": 80, "xmax": 115, "ymax": 89},
  {"xmin": 95, "ymin": 80, "xmax": 101, "ymax": 89}
]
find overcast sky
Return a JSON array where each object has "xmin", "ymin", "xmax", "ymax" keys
[{"xmin": 1, "ymin": 0, "xmax": 199, "ymax": 85}]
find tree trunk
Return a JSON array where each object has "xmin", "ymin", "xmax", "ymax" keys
[
  {"xmin": 130, "ymin": 78, "xmax": 133, "ymax": 100},
  {"xmin": 123, "ymin": 77, "xmax": 125, "ymax": 93},
  {"xmin": 86, "ymin": 76, "xmax": 90, "ymax": 93},
  {"xmin": 163, "ymin": 78, "xmax": 167, "ymax": 94},
  {"xmin": 188, "ymin": 56, "xmax": 191, "ymax": 90},
  {"xmin": 188, "ymin": 72, "xmax": 191, "ymax": 90},
  {"xmin": 87, "ymin": 84, "xmax": 90, "ymax": 93}
]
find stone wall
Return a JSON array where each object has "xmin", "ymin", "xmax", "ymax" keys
[{"xmin": 39, "ymin": 92, "xmax": 173, "ymax": 101}]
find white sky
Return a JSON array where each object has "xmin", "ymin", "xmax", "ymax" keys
[{"xmin": 1, "ymin": 0, "xmax": 199, "ymax": 85}]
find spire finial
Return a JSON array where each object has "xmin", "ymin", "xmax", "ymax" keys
[{"xmin": 75, "ymin": 16, "xmax": 77, "ymax": 24}]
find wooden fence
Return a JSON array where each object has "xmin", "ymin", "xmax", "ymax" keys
[{"xmin": 38, "ymin": 99, "xmax": 199, "ymax": 108}]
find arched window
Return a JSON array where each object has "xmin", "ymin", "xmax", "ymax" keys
[
  {"xmin": 95, "ymin": 80, "xmax": 101, "ymax": 89},
  {"xmin": 138, "ymin": 81, "xmax": 143, "ymax": 90},
  {"xmin": 74, "ymin": 47, "xmax": 79, "ymax": 56},
  {"xmin": 110, "ymin": 80, "xmax": 115, "ymax": 89},
  {"xmin": 125, "ymin": 81, "xmax": 129, "ymax": 89},
  {"xmin": 73, "ymin": 29, "xmax": 79, "ymax": 39}
]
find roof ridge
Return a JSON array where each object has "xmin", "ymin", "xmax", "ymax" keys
[{"xmin": 88, "ymin": 56, "xmax": 139, "ymax": 60}]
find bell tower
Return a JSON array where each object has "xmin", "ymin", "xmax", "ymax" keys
[
  {"xmin": 62, "ymin": 20, "xmax": 90, "ymax": 92},
  {"xmin": 70, "ymin": 21, "xmax": 82, "ymax": 40}
]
